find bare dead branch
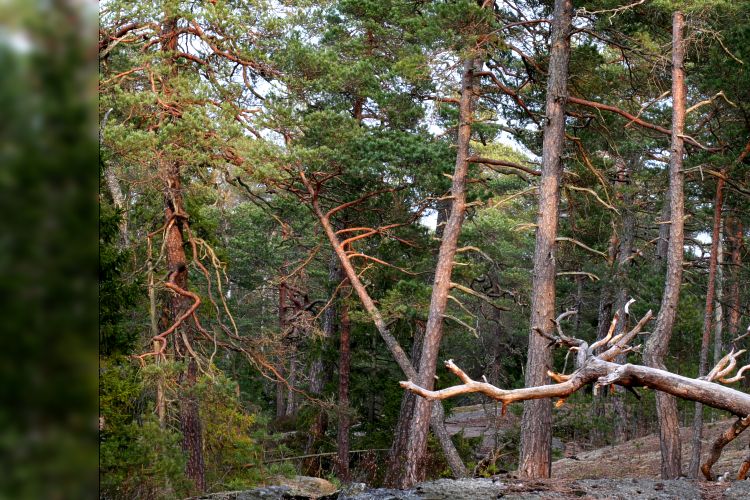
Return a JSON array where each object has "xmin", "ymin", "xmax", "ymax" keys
[
  {"xmin": 701, "ymin": 416, "xmax": 750, "ymax": 480},
  {"xmin": 556, "ymin": 237, "xmax": 608, "ymax": 259},
  {"xmin": 449, "ymin": 282, "xmax": 510, "ymax": 311},
  {"xmin": 557, "ymin": 271, "xmax": 600, "ymax": 281},
  {"xmin": 467, "ymin": 156, "xmax": 542, "ymax": 177},
  {"xmin": 566, "ymin": 185, "xmax": 620, "ymax": 214},
  {"xmin": 567, "ymin": 96, "xmax": 719, "ymax": 151},
  {"xmin": 443, "ymin": 315, "xmax": 478, "ymax": 337},
  {"xmin": 686, "ymin": 91, "xmax": 737, "ymax": 114}
]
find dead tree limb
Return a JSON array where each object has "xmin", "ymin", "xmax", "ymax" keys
[
  {"xmin": 701, "ymin": 415, "xmax": 750, "ymax": 481},
  {"xmin": 567, "ymin": 96, "xmax": 718, "ymax": 152},
  {"xmin": 400, "ymin": 306, "xmax": 750, "ymax": 480}
]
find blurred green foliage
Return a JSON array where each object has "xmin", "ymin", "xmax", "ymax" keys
[{"xmin": 0, "ymin": 1, "xmax": 97, "ymax": 498}]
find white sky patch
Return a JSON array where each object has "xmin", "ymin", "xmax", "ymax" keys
[
  {"xmin": 690, "ymin": 230, "xmax": 711, "ymax": 258},
  {"xmin": 0, "ymin": 28, "xmax": 32, "ymax": 53},
  {"xmin": 421, "ymin": 209, "xmax": 438, "ymax": 231}
]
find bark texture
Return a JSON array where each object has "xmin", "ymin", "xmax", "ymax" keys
[
  {"xmin": 714, "ymin": 226, "xmax": 724, "ymax": 365},
  {"xmin": 303, "ymin": 254, "xmax": 340, "ymax": 473},
  {"xmin": 643, "ymin": 11, "xmax": 686, "ymax": 480},
  {"xmin": 401, "ymin": 56, "xmax": 480, "ymax": 487},
  {"xmin": 159, "ymin": 15, "xmax": 206, "ymax": 492},
  {"xmin": 385, "ymin": 323, "xmax": 426, "ymax": 486},
  {"xmin": 164, "ymin": 159, "xmax": 206, "ymax": 491},
  {"xmin": 519, "ymin": 0, "xmax": 573, "ymax": 479},
  {"xmin": 701, "ymin": 416, "xmax": 750, "ymax": 480}
]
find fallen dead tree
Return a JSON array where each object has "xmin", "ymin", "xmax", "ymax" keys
[{"xmin": 400, "ymin": 303, "xmax": 750, "ymax": 481}]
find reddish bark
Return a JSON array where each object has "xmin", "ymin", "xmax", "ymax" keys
[
  {"xmin": 302, "ymin": 177, "xmax": 466, "ymax": 484},
  {"xmin": 164, "ymin": 159, "xmax": 206, "ymax": 491},
  {"xmin": 567, "ymin": 96, "xmax": 714, "ymax": 151},
  {"xmin": 643, "ymin": 11, "xmax": 686, "ymax": 480},
  {"xmin": 519, "ymin": 0, "xmax": 573, "ymax": 479},
  {"xmin": 385, "ymin": 322, "xmax": 426, "ymax": 486},
  {"xmin": 160, "ymin": 16, "xmax": 206, "ymax": 491},
  {"xmin": 400, "ymin": 55, "xmax": 480, "ymax": 487}
]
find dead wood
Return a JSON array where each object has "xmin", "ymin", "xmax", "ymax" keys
[{"xmin": 401, "ymin": 304, "xmax": 750, "ymax": 481}]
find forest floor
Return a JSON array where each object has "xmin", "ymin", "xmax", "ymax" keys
[
  {"xmin": 552, "ymin": 418, "xmax": 748, "ymax": 480},
  {"xmin": 202, "ymin": 415, "xmax": 750, "ymax": 499},
  {"xmin": 445, "ymin": 404, "xmax": 749, "ymax": 478}
]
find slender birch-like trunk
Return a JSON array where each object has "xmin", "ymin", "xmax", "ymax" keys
[
  {"xmin": 335, "ymin": 298, "xmax": 352, "ymax": 481},
  {"xmin": 688, "ymin": 174, "xmax": 725, "ymax": 477}
]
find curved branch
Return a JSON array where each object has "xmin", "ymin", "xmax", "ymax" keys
[
  {"xmin": 556, "ymin": 236, "xmax": 608, "ymax": 259},
  {"xmin": 467, "ymin": 156, "xmax": 541, "ymax": 177},
  {"xmin": 568, "ymin": 96, "xmax": 719, "ymax": 151}
]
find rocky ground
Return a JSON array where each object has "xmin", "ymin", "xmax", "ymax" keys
[
  {"xmin": 197, "ymin": 477, "xmax": 750, "ymax": 499},
  {"xmin": 552, "ymin": 418, "xmax": 749, "ymax": 480},
  {"xmin": 196, "ymin": 416, "xmax": 750, "ymax": 499}
]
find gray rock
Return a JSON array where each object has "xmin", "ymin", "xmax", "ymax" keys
[
  {"xmin": 551, "ymin": 438, "xmax": 565, "ymax": 452},
  {"xmin": 721, "ymin": 479, "xmax": 750, "ymax": 499},
  {"xmin": 414, "ymin": 478, "xmax": 505, "ymax": 499},
  {"xmin": 337, "ymin": 478, "xmax": 706, "ymax": 499},
  {"xmin": 196, "ymin": 476, "xmax": 338, "ymax": 500},
  {"xmin": 575, "ymin": 479, "xmax": 701, "ymax": 499},
  {"xmin": 197, "ymin": 477, "xmax": 750, "ymax": 500},
  {"xmin": 339, "ymin": 483, "xmax": 368, "ymax": 498},
  {"xmin": 338, "ymin": 488, "xmax": 421, "ymax": 500},
  {"xmin": 196, "ymin": 485, "xmax": 293, "ymax": 499}
]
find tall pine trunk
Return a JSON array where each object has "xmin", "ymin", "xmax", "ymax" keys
[
  {"xmin": 519, "ymin": 0, "xmax": 573, "ymax": 479},
  {"xmin": 643, "ymin": 11, "xmax": 686, "ymax": 480},
  {"xmin": 399, "ymin": 56, "xmax": 480, "ymax": 487},
  {"xmin": 714, "ymin": 224, "xmax": 724, "ymax": 365},
  {"xmin": 688, "ymin": 175, "xmax": 725, "ymax": 477},
  {"xmin": 158, "ymin": 15, "xmax": 206, "ymax": 492},
  {"xmin": 385, "ymin": 323, "xmax": 425, "ymax": 486},
  {"xmin": 164, "ymin": 159, "xmax": 206, "ymax": 491},
  {"xmin": 311, "ymin": 193, "xmax": 466, "ymax": 487},
  {"xmin": 303, "ymin": 254, "xmax": 340, "ymax": 473}
]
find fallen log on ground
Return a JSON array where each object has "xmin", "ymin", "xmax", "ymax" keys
[{"xmin": 400, "ymin": 303, "xmax": 750, "ymax": 480}]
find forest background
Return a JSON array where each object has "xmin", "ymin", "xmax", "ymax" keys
[
  {"xmin": 88, "ymin": 0, "xmax": 750, "ymax": 498},
  {"xmin": 0, "ymin": 0, "xmax": 99, "ymax": 499}
]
